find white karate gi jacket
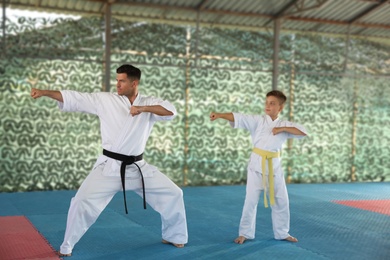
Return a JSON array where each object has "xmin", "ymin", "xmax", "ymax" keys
[
  {"xmin": 59, "ymin": 90, "xmax": 176, "ymax": 177},
  {"xmin": 231, "ymin": 113, "xmax": 307, "ymax": 176}
]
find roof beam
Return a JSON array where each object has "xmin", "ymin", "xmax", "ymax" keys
[
  {"xmin": 348, "ymin": 0, "xmax": 389, "ymax": 24},
  {"xmin": 354, "ymin": 27, "xmax": 369, "ymax": 35},
  {"xmin": 6, "ymin": 1, "xmax": 390, "ymax": 34},
  {"xmin": 274, "ymin": 0, "xmax": 300, "ymax": 18},
  {"xmin": 37, "ymin": 0, "xmax": 43, "ymax": 8},
  {"xmin": 279, "ymin": 0, "xmax": 329, "ymax": 18},
  {"xmin": 111, "ymin": 1, "xmax": 273, "ymax": 18},
  {"xmin": 263, "ymin": 0, "xmax": 299, "ymax": 26},
  {"xmin": 98, "ymin": 0, "xmax": 117, "ymax": 13},
  {"xmin": 264, "ymin": 0, "xmax": 329, "ymax": 27},
  {"xmin": 288, "ymin": 16, "xmax": 390, "ymax": 30},
  {"xmin": 196, "ymin": 0, "xmax": 210, "ymax": 11}
]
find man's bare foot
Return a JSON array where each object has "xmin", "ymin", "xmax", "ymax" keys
[
  {"xmin": 57, "ymin": 251, "xmax": 72, "ymax": 257},
  {"xmin": 284, "ymin": 236, "xmax": 298, "ymax": 242},
  {"xmin": 162, "ymin": 239, "xmax": 184, "ymax": 248},
  {"xmin": 234, "ymin": 236, "xmax": 247, "ymax": 244}
]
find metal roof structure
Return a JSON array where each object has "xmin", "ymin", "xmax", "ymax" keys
[
  {"xmin": 4, "ymin": 0, "xmax": 390, "ymax": 40},
  {"xmin": 3, "ymin": 0, "xmax": 390, "ymax": 89}
]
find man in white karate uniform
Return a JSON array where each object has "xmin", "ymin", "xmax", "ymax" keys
[
  {"xmin": 210, "ymin": 90, "xmax": 307, "ymax": 244},
  {"xmin": 31, "ymin": 64, "xmax": 188, "ymax": 257}
]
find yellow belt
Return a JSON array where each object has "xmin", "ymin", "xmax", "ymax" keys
[{"xmin": 252, "ymin": 147, "xmax": 280, "ymax": 208}]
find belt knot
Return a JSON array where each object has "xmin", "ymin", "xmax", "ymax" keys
[{"xmin": 103, "ymin": 149, "xmax": 145, "ymax": 214}]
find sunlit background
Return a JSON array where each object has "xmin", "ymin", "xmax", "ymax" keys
[{"xmin": 1, "ymin": 8, "xmax": 390, "ymax": 192}]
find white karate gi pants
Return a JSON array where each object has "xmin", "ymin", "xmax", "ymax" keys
[
  {"xmin": 238, "ymin": 167, "xmax": 290, "ymax": 240},
  {"xmin": 60, "ymin": 162, "xmax": 188, "ymax": 254}
]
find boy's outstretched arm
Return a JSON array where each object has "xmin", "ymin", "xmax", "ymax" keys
[
  {"xmin": 31, "ymin": 88, "xmax": 63, "ymax": 102},
  {"xmin": 209, "ymin": 112, "xmax": 234, "ymax": 122}
]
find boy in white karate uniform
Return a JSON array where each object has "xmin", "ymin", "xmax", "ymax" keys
[
  {"xmin": 31, "ymin": 64, "xmax": 188, "ymax": 256},
  {"xmin": 210, "ymin": 90, "xmax": 307, "ymax": 244}
]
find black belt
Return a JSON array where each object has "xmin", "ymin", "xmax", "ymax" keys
[{"xmin": 103, "ymin": 149, "xmax": 146, "ymax": 214}]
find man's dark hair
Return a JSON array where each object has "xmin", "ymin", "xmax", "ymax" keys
[
  {"xmin": 266, "ymin": 90, "xmax": 287, "ymax": 105},
  {"xmin": 116, "ymin": 64, "xmax": 141, "ymax": 80}
]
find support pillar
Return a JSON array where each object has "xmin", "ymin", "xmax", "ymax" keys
[
  {"xmin": 104, "ymin": 3, "xmax": 112, "ymax": 92},
  {"xmin": 272, "ymin": 18, "xmax": 281, "ymax": 90}
]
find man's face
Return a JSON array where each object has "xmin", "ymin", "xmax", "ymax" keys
[
  {"xmin": 264, "ymin": 95, "xmax": 283, "ymax": 119},
  {"xmin": 116, "ymin": 73, "xmax": 136, "ymax": 96}
]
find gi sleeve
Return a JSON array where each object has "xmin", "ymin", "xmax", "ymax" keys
[
  {"xmin": 58, "ymin": 90, "xmax": 100, "ymax": 115},
  {"xmin": 148, "ymin": 97, "xmax": 177, "ymax": 121},
  {"xmin": 230, "ymin": 112, "xmax": 260, "ymax": 133},
  {"xmin": 283, "ymin": 121, "xmax": 308, "ymax": 139}
]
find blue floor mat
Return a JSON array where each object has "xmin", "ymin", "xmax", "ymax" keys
[{"xmin": 0, "ymin": 183, "xmax": 389, "ymax": 260}]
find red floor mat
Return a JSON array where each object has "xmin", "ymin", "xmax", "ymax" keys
[
  {"xmin": 0, "ymin": 216, "xmax": 59, "ymax": 260},
  {"xmin": 334, "ymin": 199, "xmax": 390, "ymax": 216}
]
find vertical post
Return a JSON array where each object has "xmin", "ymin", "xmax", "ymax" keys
[
  {"xmin": 104, "ymin": 3, "xmax": 112, "ymax": 92},
  {"xmin": 343, "ymin": 25, "xmax": 351, "ymax": 72},
  {"xmin": 2, "ymin": 0, "xmax": 6, "ymax": 57},
  {"xmin": 195, "ymin": 10, "xmax": 200, "ymax": 68},
  {"xmin": 183, "ymin": 8, "xmax": 201, "ymax": 186},
  {"xmin": 272, "ymin": 18, "xmax": 281, "ymax": 90},
  {"xmin": 286, "ymin": 62, "xmax": 295, "ymax": 183},
  {"xmin": 183, "ymin": 28, "xmax": 191, "ymax": 187},
  {"xmin": 350, "ymin": 76, "xmax": 358, "ymax": 182}
]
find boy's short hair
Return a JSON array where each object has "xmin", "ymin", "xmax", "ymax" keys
[
  {"xmin": 116, "ymin": 64, "xmax": 141, "ymax": 80},
  {"xmin": 266, "ymin": 90, "xmax": 287, "ymax": 105}
]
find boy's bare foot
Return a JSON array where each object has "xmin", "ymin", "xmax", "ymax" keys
[
  {"xmin": 57, "ymin": 251, "xmax": 72, "ymax": 257},
  {"xmin": 234, "ymin": 236, "xmax": 247, "ymax": 244},
  {"xmin": 162, "ymin": 239, "xmax": 184, "ymax": 248},
  {"xmin": 284, "ymin": 236, "xmax": 298, "ymax": 242}
]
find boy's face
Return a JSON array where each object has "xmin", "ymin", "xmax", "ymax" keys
[{"xmin": 264, "ymin": 95, "xmax": 284, "ymax": 119}]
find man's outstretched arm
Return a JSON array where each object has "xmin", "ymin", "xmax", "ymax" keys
[
  {"xmin": 31, "ymin": 88, "xmax": 63, "ymax": 102},
  {"xmin": 130, "ymin": 105, "xmax": 174, "ymax": 117}
]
